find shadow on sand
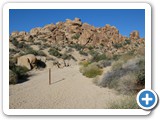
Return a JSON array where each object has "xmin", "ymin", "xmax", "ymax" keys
[{"xmin": 51, "ymin": 78, "xmax": 66, "ymax": 85}]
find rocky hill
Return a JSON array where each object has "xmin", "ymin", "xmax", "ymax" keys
[{"xmin": 9, "ymin": 17, "xmax": 144, "ymax": 75}]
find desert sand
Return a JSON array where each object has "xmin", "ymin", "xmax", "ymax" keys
[{"xmin": 9, "ymin": 65, "xmax": 125, "ymax": 109}]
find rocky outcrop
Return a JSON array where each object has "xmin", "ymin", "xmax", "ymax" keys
[
  {"xmin": 10, "ymin": 17, "xmax": 145, "ymax": 69},
  {"xmin": 130, "ymin": 31, "xmax": 140, "ymax": 40},
  {"xmin": 17, "ymin": 54, "xmax": 37, "ymax": 70}
]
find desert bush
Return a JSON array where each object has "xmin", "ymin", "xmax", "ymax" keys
[
  {"xmin": 88, "ymin": 46, "xmax": 94, "ymax": 50},
  {"xmin": 9, "ymin": 49, "xmax": 19, "ymax": 55},
  {"xmin": 21, "ymin": 47, "xmax": 46, "ymax": 56},
  {"xmin": 99, "ymin": 68, "xmax": 128, "ymax": 88},
  {"xmin": 9, "ymin": 70, "xmax": 18, "ymax": 84},
  {"xmin": 9, "ymin": 57, "xmax": 17, "ymax": 68},
  {"xmin": 135, "ymin": 58, "xmax": 145, "ymax": 86},
  {"xmin": 123, "ymin": 39, "xmax": 131, "ymax": 45},
  {"xmin": 113, "ymin": 43, "xmax": 123, "ymax": 49},
  {"xmin": 66, "ymin": 47, "xmax": 74, "ymax": 53},
  {"xmin": 111, "ymin": 54, "xmax": 121, "ymax": 61},
  {"xmin": 111, "ymin": 60, "xmax": 124, "ymax": 71},
  {"xmin": 35, "ymin": 51, "xmax": 46, "ymax": 56},
  {"xmin": 61, "ymin": 53, "xmax": 75, "ymax": 60},
  {"xmin": 80, "ymin": 63, "xmax": 103, "ymax": 78},
  {"xmin": 17, "ymin": 42, "xmax": 25, "ymax": 48},
  {"xmin": 79, "ymin": 61, "xmax": 91, "ymax": 67},
  {"xmin": 98, "ymin": 57, "xmax": 145, "ymax": 94},
  {"xmin": 91, "ymin": 53, "xmax": 108, "ymax": 62},
  {"xmin": 109, "ymin": 95, "xmax": 139, "ymax": 109},
  {"xmin": 48, "ymin": 47, "xmax": 62, "ymax": 58},
  {"xmin": 9, "ymin": 62, "xmax": 29, "ymax": 84},
  {"xmin": 97, "ymin": 60, "xmax": 111, "ymax": 68},
  {"xmin": 79, "ymin": 50, "xmax": 88, "ymax": 56},
  {"xmin": 11, "ymin": 66, "xmax": 29, "ymax": 79},
  {"xmin": 115, "ymin": 73, "xmax": 137, "ymax": 95},
  {"xmin": 11, "ymin": 38, "xmax": 19, "ymax": 47},
  {"xmin": 69, "ymin": 43, "xmax": 84, "ymax": 51},
  {"xmin": 89, "ymin": 49, "xmax": 98, "ymax": 57}
]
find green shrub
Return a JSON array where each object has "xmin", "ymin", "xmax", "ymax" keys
[
  {"xmin": 91, "ymin": 53, "xmax": 108, "ymax": 62},
  {"xmin": 135, "ymin": 58, "xmax": 145, "ymax": 86},
  {"xmin": 80, "ymin": 63, "xmax": 103, "ymax": 78},
  {"xmin": 113, "ymin": 43, "xmax": 123, "ymax": 49},
  {"xmin": 89, "ymin": 50, "xmax": 98, "ymax": 56},
  {"xmin": 109, "ymin": 95, "xmax": 139, "ymax": 109},
  {"xmin": 9, "ymin": 61, "xmax": 29, "ymax": 84},
  {"xmin": 48, "ymin": 48, "xmax": 62, "ymax": 58},
  {"xmin": 79, "ymin": 50, "xmax": 88, "ymax": 56},
  {"xmin": 79, "ymin": 61, "xmax": 91, "ymax": 67},
  {"xmin": 9, "ymin": 70, "xmax": 18, "ymax": 84},
  {"xmin": 69, "ymin": 43, "xmax": 84, "ymax": 51},
  {"xmin": 88, "ymin": 46, "xmax": 94, "ymax": 50},
  {"xmin": 36, "ymin": 51, "xmax": 46, "ymax": 56},
  {"xmin": 11, "ymin": 66, "xmax": 29, "ymax": 79},
  {"xmin": 112, "ymin": 54, "xmax": 121, "ymax": 61},
  {"xmin": 21, "ymin": 47, "xmax": 46, "ymax": 56},
  {"xmin": 9, "ymin": 49, "xmax": 19, "ymax": 55},
  {"xmin": 123, "ymin": 39, "xmax": 131, "ymax": 45},
  {"xmin": 12, "ymin": 38, "xmax": 19, "ymax": 47},
  {"xmin": 61, "ymin": 53, "xmax": 75, "ymax": 60}
]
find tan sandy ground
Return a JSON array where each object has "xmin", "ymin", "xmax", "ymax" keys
[{"xmin": 9, "ymin": 65, "xmax": 126, "ymax": 109}]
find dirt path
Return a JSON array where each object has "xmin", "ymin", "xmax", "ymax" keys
[{"xmin": 9, "ymin": 65, "xmax": 125, "ymax": 109}]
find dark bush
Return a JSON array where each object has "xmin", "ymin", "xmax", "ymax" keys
[
  {"xmin": 91, "ymin": 53, "xmax": 108, "ymax": 62},
  {"xmin": 88, "ymin": 46, "xmax": 94, "ymax": 50},
  {"xmin": 69, "ymin": 43, "xmax": 84, "ymax": 51},
  {"xmin": 136, "ymin": 59, "xmax": 145, "ymax": 86},
  {"xmin": 9, "ymin": 49, "xmax": 19, "ymax": 55},
  {"xmin": 9, "ymin": 61, "xmax": 29, "ymax": 84},
  {"xmin": 113, "ymin": 43, "xmax": 123, "ymax": 49},
  {"xmin": 48, "ymin": 48, "xmax": 62, "ymax": 58},
  {"xmin": 12, "ymin": 38, "xmax": 19, "ymax": 47},
  {"xmin": 79, "ymin": 50, "xmax": 88, "ymax": 56},
  {"xmin": 123, "ymin": 39, "xmax": 131, "ymax": 45},
  {"xmin": 9, "ymin": 70, "xmax": 18, "ymax": 84}
]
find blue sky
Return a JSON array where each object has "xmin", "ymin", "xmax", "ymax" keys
[{"xmin": 9, "ymin": 9, "xmax": 145, "ymax": 38}]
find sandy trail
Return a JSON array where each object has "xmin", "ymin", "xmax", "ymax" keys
[{"xmin": 9, "ymin": 65, "xmax": 124, "ymax": 109}]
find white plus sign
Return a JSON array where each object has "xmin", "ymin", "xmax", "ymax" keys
[{"xmin": 142, "ymin": 93, "xmax": 153, "ymax": 105}]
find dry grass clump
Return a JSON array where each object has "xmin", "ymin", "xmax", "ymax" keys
[
  {"xmin": 80, "ymin": 63, "xmax": 103, "ymax": 78},
  {"xmin": 108, "ymin": 95, "xmax": 139, "ymax": 109}
]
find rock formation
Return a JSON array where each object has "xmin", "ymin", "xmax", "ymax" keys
[
  {"xmin": 17, "ymin": 54, "xmax": 37, "ymax": 70},
  {"xmin": 10, "ymin": 18, "xmax": 145, "ymax": 69}
]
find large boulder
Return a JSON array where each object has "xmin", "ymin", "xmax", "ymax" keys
[
  {"xmin": 42, "ymin": 23, "xmax": 56, "ymax": 32},
  {"xmin": 11, "ymin": 31, "xmax": 19, "ymax": 37},
  {"xmin": 130, "ymin": 31, "xmax": 140, "ymax": 40},
  {"xmin": 30, "ymin": 27, "xmax": 41, "ymax": 36},
  {"xmin": 17, "ymin": 54, "xmax": 37, "ymax": 70}
]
